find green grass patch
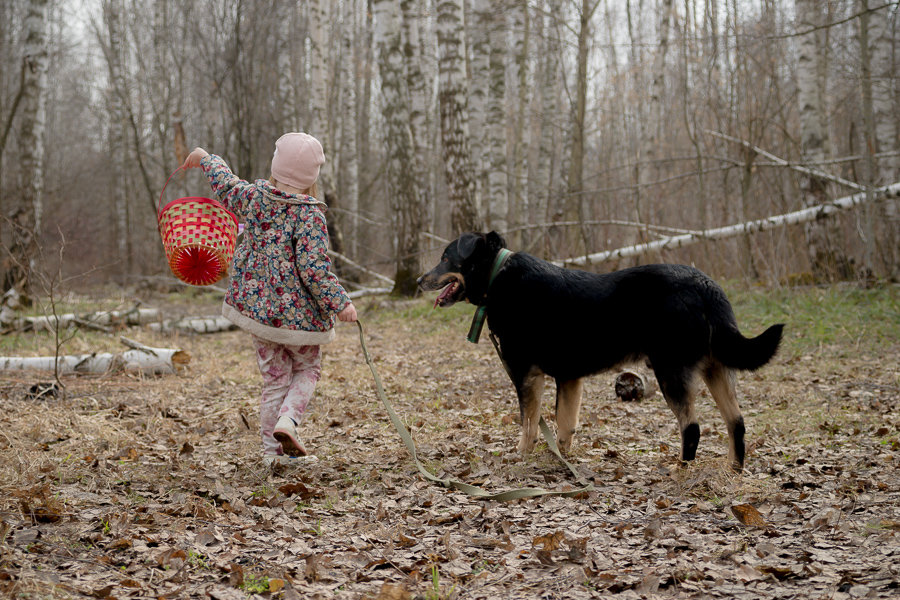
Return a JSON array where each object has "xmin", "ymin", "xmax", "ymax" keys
[
  {"xmin": 724, "ymin": 282, "xmax": 899, "ymax": 356},
  {"xmin": 361, "ymin": 296, "xmax": 473, "ymax": 336}
]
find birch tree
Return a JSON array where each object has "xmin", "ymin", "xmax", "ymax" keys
[
  {"xmin": 795, "ymin": 0, "xmax": 852, "ymax": 280},
  {"xmin": 625, "ymin": 0, "xmax": 648, "ymax": 245},
  {"xmin": 400, "ymin": 0, "xmax": 432, "ymax": 231},
  {"xmin": 644, "ymin": 0, "xmax": 673, "ymax": 170},
  {"xmin": 564, "ymin": 0, "xmax": 602, "ymax": 254},
  {"xmin": 0, "ymin": 1, "xmax": 25, "ymax": 192},
  {"xmin": 340, "ymin": 0, "xmax": 360, "ymax": 256},
  {"xmin": 374, "ymin": 0, "xmax": 423, "ymax": 295},
  {"xmin": 308, "ymin": 0, "xmax": 329, "ymax": 144},
  {"xmin": 530, "ymin": 0, "xmax": 559, "ymax": 244},
  {"xmin": 468, "ymin": 0, "xmax": 489, "ymax": 219},
  {"xmin": 866, "ymin": 1, "xmax": 899, "ymax": 274},
  {"xmin": 484, "ymin": 0, "xmax": 508, "ymax": 234},
  {"xmin": 151, "ymin": 1, "xmax": 179, "ymax": 177},
  {"xmin": 278, "ymin": 0, "xmax": 299, "ymax": 130},
  {"xmin": 102, "ymin": 0, "xmax": 131, "ymax": 278},
  {"xmin": 5, "ymin": 0, "xmax": 49, "ymax": 295},
  {"xmin": 437, "ymin": 0, "xmax": 479, "ymax": 233},
  {"xmin": 508, "ymin": 2, "xmax": 531, "ymax": 233}
]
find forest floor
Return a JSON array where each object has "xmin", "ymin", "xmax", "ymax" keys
[{"xmin": 0, "ymin": 284, "xmax": 898, "ymax": 599}]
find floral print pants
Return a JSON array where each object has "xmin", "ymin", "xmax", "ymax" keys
[{"xmin": 252, "ymin": 336, "xmax": 322, "ymax": 455}]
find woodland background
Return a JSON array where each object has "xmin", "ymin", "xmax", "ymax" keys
[
  {"xmin": 1, "ymin": 2, "xmax": 899, "ymax": 598},
  {"xmin": 1, "ymin": 0, "xmax": 899, "ymax": 296}
]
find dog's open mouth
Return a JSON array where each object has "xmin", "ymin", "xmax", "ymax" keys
[{"xmin": 434, "ymin": 277, "xmax": 464, "ymax": 308}]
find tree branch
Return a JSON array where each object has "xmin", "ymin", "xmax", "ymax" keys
[
  {"xmin": 556, "ymin": 182, "xmax": 900, "ymax": 267},
  {"xmin": 707, "ymin": 130, "xmax": 866, "ymax": 192},
  {"xmin": 0, "ymin": 57, "xmax": 28, "ymax": 161}
]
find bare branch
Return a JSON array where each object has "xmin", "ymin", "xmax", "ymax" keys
[{"xmin": 706, "ymin": 130, "xmax": 866, "ymax": 192}]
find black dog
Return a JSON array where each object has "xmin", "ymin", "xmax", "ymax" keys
[{"xmin": 418, "ymin": 232, "xmax": 784, "ymax": 471}]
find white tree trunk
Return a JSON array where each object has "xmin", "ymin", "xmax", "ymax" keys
[
  {"xmin": 437, "ymin": 0, "xmax": 479, "ymax": 233},
  {"xmin": 645, "ymin": 0, "xmax": 673, "ymax": 167},
  {"xmin": 17, "ymin": 0, "xmax": 50, "ymax": 287},
  {"xmin": 468, "ymin": 0, "xmax": 489, "ymax": 217},
  {"xmin": 278, "ymin": 1, "xmax": 299, "ymax": 130},
  {"xmin": 308, "ymin": 0, "xmax": 328, "ymax": 142},
  {"xmin": 374, "ymin": 0, "xmax": 423, "ymax": 294},
  {"xmin": 102, "ymin": 0, "xmax": 130, "ymax": 277},
  {"xmin": 564, "ymin": 0, "xmax": 601, "ymax": 255},
  {"xmin": 625, "ymin": 0, "xmax": 648, "ymax": 247},
  {"xmin": 483, "ymin": 0, "xmax": 507, "ymax": 233},
  {"xmin": 795, "ymin": 0, "xmax": 851, "ymax": 279},
  {"xmin": 400, "ymin": 0, "xmax": 433, "ymax": 232},
  {"xmin": 508, "ymin": 3, "xmax": 531, "ymax": 232},
  {"xmin": 340, "ymin": 0, "xmax": 360, "ymax": 255},
  {"xmin": 531, "ymin": 0, "xmax": 560, "ymax": 242},
  {"xmin": 867, "ymin": 2, "xmax": 899, "ymax": 274}
]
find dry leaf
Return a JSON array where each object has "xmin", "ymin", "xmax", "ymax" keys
[
  {"xmin": 375, "ymin": 583, "xmax": 411, "ymax": 600},
  {"xmin": 227, "ymin": 563, "xmax": 243, "ymax": 588},
  {"xmin": 278, "ymin": 482, "xmax": 318, "ymax": 500},
  {"xmin": 731, "ymin": 503, "xmax": 770, "ymax": 528},
  {"xmin": 305, "ymin": 554, "xmax": 320, "ymax": 582},
  {"xmin": 156, "ymin": 548, "xmax": 187, "ymax": 569},
  {"xmin": 533, "ymin": 530, "xmax": 565, "ymax": 551},
  {"xmin": 737, "ymin": 564, "xmax": 766, "ymax": 582}
]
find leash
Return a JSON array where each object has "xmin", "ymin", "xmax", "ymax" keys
[{"xmin": 357, "ymin": 320, "xmax": 594, "ymax": 500}]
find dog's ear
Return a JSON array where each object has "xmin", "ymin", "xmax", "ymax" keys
[
  {"xmin": 486, "ymin": 231, "xmax": 507, "ymax": 251},
  {"xmin": 456, "ymin": 233, "xmax": 482, "ymax": 260}
]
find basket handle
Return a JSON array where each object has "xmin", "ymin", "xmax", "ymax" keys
[{"xmin": 157, "ymin": 165, "xmax": 187, "ymax": 221}]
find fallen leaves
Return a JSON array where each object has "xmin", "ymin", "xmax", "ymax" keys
[{"xmin": 0, "ymin": 298, "xmax": 898, "ymax": 599}]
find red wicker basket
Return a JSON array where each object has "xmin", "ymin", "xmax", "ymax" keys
[{"xmin": 157, "ymin": 167, "xmax": 238, "ymax": 286}]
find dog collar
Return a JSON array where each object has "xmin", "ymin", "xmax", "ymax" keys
[{"xmin": 467, "ymin": 249, "xmax": 514, "ymax": 344}]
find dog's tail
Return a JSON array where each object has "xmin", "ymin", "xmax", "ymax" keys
[{"xmin": 712, "ymin": 323, "xmax": 784, "ymax": 371}]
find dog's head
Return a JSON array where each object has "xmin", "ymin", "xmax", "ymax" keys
[{"xmin": 417, "ymin": 231, "xmax": 507, "ymax": 307}]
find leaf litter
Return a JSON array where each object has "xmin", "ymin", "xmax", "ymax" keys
[{"xmin": 0, "ymin": 295, "xmax": 897, "ymax": 599}]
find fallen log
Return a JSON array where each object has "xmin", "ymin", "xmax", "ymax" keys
[
  {"xmin": 557, "ymin": 182, "xmax": 900, "ymax": 267},
  {"xmin": 0, "ymin": 338, "xmax": 189, "ymax": 375},
  {"xmin": 19, "ymin": 307, "xmax": 161, "ymax": 333},
  {"xmin": 614, "ymin": 369, "xmax": 659, "ymax": 402},
  {"xmin": 347, "ymin": 287, "xmax": 393, "ymax": 299},
  {"xmin": 147, "ymin": 315, "xmax": 236, "ymax": 334}
]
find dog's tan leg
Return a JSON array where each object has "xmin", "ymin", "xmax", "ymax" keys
[
  {"xmin": 656, "ymin": 368, "xmax": 700, "ymax": 463},
  {"xmin": 702, "ymin": 363, "xmax": 744, "ymax": 471},
  {"xmin": 517, "ymin": 366, "xmax": 545, "ymax": 455},
  {"xmin": 555, "ymin": 378, "xmax": 583, "ymax": 453}
]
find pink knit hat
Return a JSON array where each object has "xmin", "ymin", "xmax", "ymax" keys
[{"xmin": 271, "ymin": 132, "xmax": 325, "ymax": 190}]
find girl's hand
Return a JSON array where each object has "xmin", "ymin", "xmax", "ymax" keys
[
  {"xmin": 338, "ymin": 303, "xmax": 357, "ymax": 322},
  {"xmin": 182, "ymin": 147, "xmax": 210, "ymax": 169}
]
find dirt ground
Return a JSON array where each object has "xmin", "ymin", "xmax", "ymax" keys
[{"xmin": 0, "ymin": 293, "xmax": 898, "ymax": 599}]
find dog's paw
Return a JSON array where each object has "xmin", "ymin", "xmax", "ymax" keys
[{"xmin": 517, "ymin": 435, "xmax": 537, "ymax": 455}]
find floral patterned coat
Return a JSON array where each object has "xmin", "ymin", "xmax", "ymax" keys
[{"xmin": 200, "ymin": 154, "xmax": 351, "ymax": 345}]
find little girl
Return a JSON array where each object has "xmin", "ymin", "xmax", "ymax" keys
[{"xmin": 182, "ymin": 133, "xmax": 357, "ymax": 466}]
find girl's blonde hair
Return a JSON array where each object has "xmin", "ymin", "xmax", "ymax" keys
[{"xmin": 271, "ymin": 177, "xmax": 318, "ymax": 199}]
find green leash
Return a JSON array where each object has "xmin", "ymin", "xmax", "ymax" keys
[{"xmin": 357, "ymin": 320, "xmax": 594, "ymax": 501}]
